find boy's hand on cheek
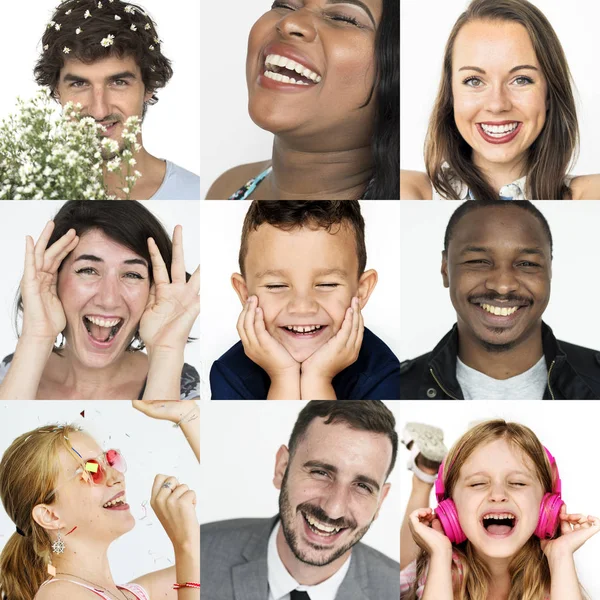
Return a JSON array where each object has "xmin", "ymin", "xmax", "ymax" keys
[
  {"xmin": 300, "ymin": 297, "xmax": 363, "ymax": 394},
  {"xmin": 237, "ymin": 295, "xmax": 300, "ymax": 379}
]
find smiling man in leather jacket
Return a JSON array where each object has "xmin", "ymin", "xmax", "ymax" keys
[{"xmin": 400, "ymin": 201, "xmax": 600, "ymax": 400}]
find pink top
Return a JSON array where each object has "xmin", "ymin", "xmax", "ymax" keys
[{"xmin": 39, "ymin": 578, "xmax": 150, "ymax": 599}]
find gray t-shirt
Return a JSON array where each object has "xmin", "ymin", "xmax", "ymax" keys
[
  {"xmin": 456, "ymin": 356, "xmax": 547, "ymax": 400},
  {"xmin": 150, "ymin": 160, "xmax": 200, "ymax": 200}
]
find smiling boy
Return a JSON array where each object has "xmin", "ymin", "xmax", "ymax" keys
[
  {"xmin": 34, "ymin": 0, "xmax": 199, "ymax": 200},
  {"xmin": 400, "ymin": 200, "xmax": 600, "ymax": 399},
  {"xmin": 210, "ymin": 201, "xmax": 400, "ymax": 400}
]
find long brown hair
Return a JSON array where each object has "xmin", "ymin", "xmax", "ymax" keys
[
  {"xmin": 0, "ymin": 424, "xmax": 82, "ymax": 600},
  {"xmin": 406, "ymin": 420, "xmax": 588, "ymax": 600},
  {"xmin": 425, "ymin": 0, "xmax": 579, "ymax": 200}
]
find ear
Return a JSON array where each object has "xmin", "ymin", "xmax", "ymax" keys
[
  {"xmin": 372, "ymin": 482, "xmax": 391, "ymax": 521},
  {"xmin": 441, "ymin": 251, "xmax": 449, "ymax": 288},
  {"xmin": 273, "ymin": 445, "xmax": 290, "ymax": 490},
  {"xmin": 356, "ymin": 269, "xmax": 378, "ymax": 309},
  {"xmin": 32, "ymin": 504, "xmax": 63, "ymax": 532},
  {"xmin": 231, "ymin": 273, "xmax": 249, "ymax": 305}
]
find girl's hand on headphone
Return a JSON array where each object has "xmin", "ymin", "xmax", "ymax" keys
[
  {"xmin": 408, "ymin": 507, "xmax": 452, "ymax": 557},
  {"xmin": 541, "ymin": 505, "xmax": 600, "ymax": 561}
]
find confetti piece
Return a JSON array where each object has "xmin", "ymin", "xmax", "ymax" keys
[
  {"xmin": 125, "ymin": 433, "xmax": 131, "ymax": 438},
  {"xmin": 80, "ymin": 410, "xmax": 85, "ymax": 418},
  {"xmin": 47, "ymin": 564, "xmax": 56, "ymax": 577},
  {"xmin": 65, "ymin": 526, "xmax": 77, "ymax": 536},
  {"xmin": 85, "ymin": 463, "xmax": 99, "ymax": 473},
  {"xmin": 140, "ymin": 500, "xmax": 148, "ymax": 520}
]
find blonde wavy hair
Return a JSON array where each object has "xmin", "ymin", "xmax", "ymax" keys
[
  {"xmin": 406, "ymin": 420, "xmax": 588, "ymax": 600},
  {"xmin": 0, "ymin": 424, "xmax": 82, "ymax": 600}
]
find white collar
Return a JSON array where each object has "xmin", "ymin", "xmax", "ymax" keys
[{"xmin": 267, "ymin": 521, "xmax": 352, "ymax": 600}]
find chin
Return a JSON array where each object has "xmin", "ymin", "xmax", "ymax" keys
[{"xmin": 287, "ymin": 345, "xmax": 320, "ymax": 363}]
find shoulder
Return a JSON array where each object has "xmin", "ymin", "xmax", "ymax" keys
[
  {"xmin": 400, "ymin": 170, "xmax": 432, "ymax": 200},
  {"xmin": 557, "ymin": 339, "xmax": 600, "ymax": 377},
  {"xmin": 353, "ymin": 541, "xmax": 399, "ymax": 574},
  {"xmin": 569, "ymin": 174, "xmax": 600, "ymax": 199},
  {"xmin": 205, "ymin": 160, "xmax": 271, "ymax": 199},
  {"xmin": 34, "ymin": 580, "xmax": 93, "ymax": 600},
  {"xmin": 349, "ymin": 543, "xmax": 399, "ymax": 595},
  {"xmin": 166, "ymin": 161, "xmax": 200, "ymax": 183},
  {"xmin": 399, "ymin": 351, "xmax": 434, "ymax": 399},
  {"xmin": 201, "ymin": 517, "xmax": 273, "ymax": 546},
  {"xmin": 180, "ymin": 362, "xmax": 199, "ymax": 400}
]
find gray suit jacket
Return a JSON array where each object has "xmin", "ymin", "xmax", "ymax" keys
[{"xmin": 201, "ymin": 517, "xmax": 399, "ymax": 600}]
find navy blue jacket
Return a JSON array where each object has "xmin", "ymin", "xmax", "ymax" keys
[{"xmin": 210, "ymin": 327, "xmax": 400, "ymax": 400}]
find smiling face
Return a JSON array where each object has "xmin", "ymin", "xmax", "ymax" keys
[
  {"xmin": 452, "ymin": 438, "xmax": 545, "ymax": 560},
  {"xmin": 234, "ymin": 221, "xmax": 375, "ymax": 362},
  {"xmin": 56, "ymin": 55, "xmax": 152, "ymax": 157},
  {"xmin": 274, "ymin": 418, "xmax": 391, "ymax": 566},
  {"xmin": 442, "ymin": 205, "xmax": 551, "ymax": 352},
  {"xmin": 57, "ymin": 229, "xmax": 150, "ymax": 368},
  {"xmin": 246, "ymin": 0, "xmax": 380, "ymax": 146},
  {"xmin": 451, "ymin": 19, "xmax": 548, "ymax": 176},
  {"xmin": 48, "ymin": 432, "xmax": 134, "ymax": 542}
]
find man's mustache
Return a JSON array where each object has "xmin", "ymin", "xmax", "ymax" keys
[{"xmin": 297, "ymin": 502, "xmax": 356, "ymax": 530}]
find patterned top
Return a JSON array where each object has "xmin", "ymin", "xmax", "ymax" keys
[
  {"xmin": 0, "ymin": 353, "xmax": 199, "ymax": 400},
  {"xmin": 39, "ymin": 578, "xmax": 149, "ymax": 599}
]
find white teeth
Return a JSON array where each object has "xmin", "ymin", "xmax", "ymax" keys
[
  {"xmin": 285, "ymin": 325, "xmax": 323, "ymax": 333},
  {"xmin": 264, "ymin": 70, "xmax": 310, "ymax": 85},
  {"xmin": 480, "ymin": 304, "xmax": 519, "ymax": 316},
  {"xmin": 85, "ymin": 316, "xmax": 122, "ymax": 327},
  {"xmin": 305, "ymin": 513, "xmax": 341, "ymax": 534},
  {"xmin": 482, "ymin": 513, "xmax": 515, "ymax": 520},
  {"xmin": 103, "ymin": 495, "xmax": 126, "ymax": 508},
  {"xmin": 480, "ymin": 122, "xmax": 519, "ymax": 136},
  {"xmin": 264, "ymin": 54, "xmax": 322, "ymax": 83}
]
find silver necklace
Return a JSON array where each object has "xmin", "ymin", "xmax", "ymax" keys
[{"xmin": 55, "ymin": 572, "xmax": 130, "ymax": 600}]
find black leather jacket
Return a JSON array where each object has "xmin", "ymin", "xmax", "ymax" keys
[{"xmin": 400, "ymin": 322, "xmax": 600, "ymax": 400}]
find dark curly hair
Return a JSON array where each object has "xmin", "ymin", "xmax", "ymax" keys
[
  {"xmin": 239, "ymin": 200, "xmax": 367, "ymax": 278},
  {"xmin": 34, "ymin": 0, "xmax": 173, "ymax": 104}
]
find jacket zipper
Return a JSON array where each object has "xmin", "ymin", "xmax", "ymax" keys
[
  {"xmin": 547, "ymin": 359, "xmax": 556, "ymax": 400},
  {"xmin": 429, "ymin": 368, "xmax": 458, "ymax": 400}
]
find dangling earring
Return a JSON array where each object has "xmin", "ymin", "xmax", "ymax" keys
[{"xmin": 52, "ymin": 530, "xmax": 65, "ymax": 554}]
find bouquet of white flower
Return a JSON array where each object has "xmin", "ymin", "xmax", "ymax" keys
[{"xmin": 0, "ymin": 89, "xmax": 142, "ymax": 200}]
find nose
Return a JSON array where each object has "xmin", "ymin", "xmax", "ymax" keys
[
  {"xmin": 484, "ymin": 83, "xmax": 513, "ymax": 114},
  {"xmin": 320, "ymin": 482, "xmax": 351, "ymax": 521},
  {"xmin": 276, "ymin": 9, "xmax": 318, "ymax": 42},
  {"xmin": 488, "ymin": 481, "xmax": 509, "ymax": 502},
  {"xmin": 286, "ymin": 290, "xmax": 319, "ymax": 315},
  {"xmin": 95, "ymin": 274, "xmax": 121, "ymax": 308},
  {"xmin": 86, "ymin": 86, "xmax": 111, "ymax": 121},
  {"xmin": 104, "ymin": 464, "xmax": 124, "ymax": 487},
  {"xmin": 485, "ymin": 264, "xmax": 519, "ymax": 296}
]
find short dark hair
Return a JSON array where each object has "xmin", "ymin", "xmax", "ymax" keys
[
  {"xmin": 34, "ymin": 0, "xmax": 173, "ymax": 104},
  {"xmin": 15, "ymin": 200, "xmax": 191, "ymax": 352},
  {"xmin": 287, "ymin": 401, "xmax": 398, "ymax": 479},
  {"xmin": 443, "ymin": 200, "xmax": 553, "ymax": 257},
  {"xmin": 239, "ymin": 201, "xmax": 367, "ymax": 278}
]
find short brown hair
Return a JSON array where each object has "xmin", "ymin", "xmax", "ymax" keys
[
  {"xmin": 287, "ymin": 401, "xmax": 398, "ymax": 479},
  {"xmin": 239, "ymin": 201, "xmax": 367, "ymax": 279},
  {"xmin": 34, "ymin": 0, "xmax": 173, "ymax": 103}
]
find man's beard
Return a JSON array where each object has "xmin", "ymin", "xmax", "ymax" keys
[{"xmin": 278, "ymin": 468, "xmax": 372, "ymax": 567}]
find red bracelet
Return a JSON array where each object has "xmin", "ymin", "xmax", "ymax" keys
[{"xmin": 173, "ymin": 582, "xmax": 201, "ymax": 589}]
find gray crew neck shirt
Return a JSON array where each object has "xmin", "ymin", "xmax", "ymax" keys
[
  {"xmin": 150, "ymin": 160, "xmax": 200, "ymax": 200},
  {"xmin": 456, "ymin": 356, "xmax": 547, "ymax": 400}
]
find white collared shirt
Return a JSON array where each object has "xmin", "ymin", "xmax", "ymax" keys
[{"xmin": 267, "ymin": 521, "xmax": 352, "ymax": 600}]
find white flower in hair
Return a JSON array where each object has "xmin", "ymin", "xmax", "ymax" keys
[
  {"xmin": 84, "ymin": 9, "xmax": 91, "ymax": 18},
  {"xmin": 76, "ymin": 27, "xmax": 82, "ymax": 34},
  {"xmin": 55, "ymin": 23, "xmax": 62, "ymax": 30},
  {"xmin": 144, "ymin": 23, "xmax": 151, "ymax": 30},
  {"xmin": 63, "ymin": 46, "xmax": 71, "ymax": 54},
  {"xmin": 149, "ymin": 45, "xmax": 154, "ymax": 51},
  {"xmin": 153, "ymin": 36, "xmax": 159, "ymax": 43},
  {"xmin": 115, "ymin": 15, "xmax": 121, "ymax": 20},
  {"xmin": 124, "ymin": 5, "xmax": 134, "ymax": 13},
  {"xmin": 43, "ymin": 44, "xmax": 49, "ymax": 51},
  {"xmin": 98, "ymin": 1, "xmax": 103, "ymax": 7},
  {"xmin": 48, "ymin": 20, "xmax": 55, "ymax": 28},
  {"xmin": 101, "ymin": 34, "xmax": 115, "ymax": 47},
  {"xmin": 130, "ymin": 24, "xmax": 137, "ymax": 31},
  {"xmin": 65, "ymin": 9, "xmax": 72, "ymax": 14}
]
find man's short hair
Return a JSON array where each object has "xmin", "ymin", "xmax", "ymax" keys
[
  {"xmin": 239, "ymin": 201, "xmax": 367, "ymax": 279},
  {"xmin": 287, "ymin": 401, "xmax": 398, "ymax": 479},
  {"xmin": 443, "ymin": 200, "xmax": 554, "ymax": 257},
  {"xmin": 34, "ymin": 0, "xmax": 173, "ymax": 103}
]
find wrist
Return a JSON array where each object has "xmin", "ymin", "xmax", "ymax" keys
[
  {"xmin": 17, "ymin": 334, "xmax": 56, "ymax": 351},
  {"xmin": 267, "ymin": 364, "xmax": 301, "ymax": 380}
]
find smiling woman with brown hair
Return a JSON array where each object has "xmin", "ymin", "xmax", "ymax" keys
[
  {"xmin": 400, "ymin": 0, "xmax": 600, "ymax": 200},
  {"xmin": 207, "ymin": 0, "xmax": 399, "ymax": 200}
]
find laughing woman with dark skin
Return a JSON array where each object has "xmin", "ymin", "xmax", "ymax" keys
[{"xmin": 206, "ymin": 0, "xmax": 399, "ymax": 200}]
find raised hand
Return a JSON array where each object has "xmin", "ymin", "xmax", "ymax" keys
[
  {"xmin": 132, "ymin": 399, "xmax": 199, "ymax": 424},
  {"xmin": 139, "ymin": 225, "xmax": 200, "ymax": 353},
  {"xmin": 237, "ymin": 295, "xmax": 300, "ymax": 379},
  {"xmin": 408, "ymin": 508, "xmax": 453, "ymax": 557},
  {"xmin": 20, "ymin": 221, "xmax": 79, "ymax": 342},
  {"xmin": 541, "ymin": 505, "xmax": 600, "ymax": 560}
]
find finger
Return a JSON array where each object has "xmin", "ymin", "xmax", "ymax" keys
[
  {"xmin": 180, "ymin": 489, "xmax": 197, "ymax": 508},
  {"xmin": 170, "ymin": 225, "xmax": 186, "ymax": 284},
  {"xmin": 346, "ymin": 297, "xmax": 361, "ymax": 349},
  {"xmin": 151, "ymin": 474, "xmax": 170, "ymax": 500},
  {"xmin": 33, "ymin": 221, "xmax": 55, "ymax": 271},
  {"xmin": 156, "ymin": 476, "xmax": 180, "ymax": 500},
  {"xmin": 23, "ymin": 235, "xmax": 36, "ymax": 280},
  {"xmin": 46, "ymin": 233, "xmax": 79, "ymax": 274},
  {"xmin": 236, "ymin": 302, "xmax": 250, "ymax": 346},
  {"xmin": 146, "ymin": 283, "xmax": 156, "ymax": 312},
  {"xmin": 337, "ymin": 306, "xmax": 353, "ymax": 342},
  {"xmin": 148, "ymin": 237, "xmax": 170, "ymax": 285},
  {"xmin": 188, "ymin": 265, "xmax": 200, "ymax": 295},
  {"xmin": 243, "ymin": 296, "xmax": 260, "ymax": 348},
  {"xmin": 168, "ymin": 483, "xmax": 190, "ymax": 501},
  {"xmin": 254, "ymin": 306, "xmax": 273, "ymax": 346}
]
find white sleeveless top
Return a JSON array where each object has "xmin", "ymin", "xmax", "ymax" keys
[{"xmin": 39, "ymin": 578, "xmax": 150, "ymax": 600}]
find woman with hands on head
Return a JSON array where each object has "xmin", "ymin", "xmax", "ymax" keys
[
  {"xmin": 0, "ymin": 201, "xmax": 200, "ymax": 400},
  {"xmin": 400, "ymin": 420, "xmax": 599, "ymax": 600}
]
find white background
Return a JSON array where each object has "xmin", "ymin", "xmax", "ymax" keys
[
  {"xmin": 399, "ymin": 201, "xmax": 600, "ymax": 360},
  {"xmin": 200, "ymin": 1, "xmax": 285, "ymax": 199},
  {"xmin": 201, "ymin": 400, "xmax": 401, "ymax": 563},
  {"xmin": 399, "ymin": 401, "xmax": 600, "ymax": 596},
  {"xmin": 199, "ymin": 200, "xmax": 401, "ymax": 401},
  {"xmin": 0, "ymin": 401, "xmax": 200, "ymax": 583},
  {"xmin": 400, "ymin": 0, "xmax": 600, "ymax": 176},
  {"xmin": 0, "ymin": 201, "xmax": 200, "ymax": 382},
  {"xmin": 1, "ymin": 0, "xmax": 200, "ymax": 177}
]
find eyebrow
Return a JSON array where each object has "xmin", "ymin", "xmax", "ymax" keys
[
  {"xmin": 326, "ymin": 0, "xmax": 376, "ymax": 26},
  {"xmin": 458, "ymin": 64, "xmax": 539, "ymax": 75},
  {"xmin": 459, "ymin": 246, "xmax": 545, "ymax": 257},
  {"xmin": 73, "ymin": 254, "xmax": 148, "ymax": 267},
  {"xmin": 465, "ymin": 470, "xmax": 533, "ymax": 479},
  {"xmin": 62, "ymin": 71, "xmax": 138, "ymax": 84},
  {"xmin": 303, "ymin": 460, "xmax": 381, "ymax": 492},
  {"xmin": 254, "ymin": 268, "xmax": 349, "ymax": 279}
]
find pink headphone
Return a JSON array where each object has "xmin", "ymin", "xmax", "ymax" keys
[{"xmin": 434, "ymin": 446, "xmax": 563, "ymax": 544}]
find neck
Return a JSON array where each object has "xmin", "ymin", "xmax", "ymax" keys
[
  {"xmin": 473, "ymin": 152, "xmax": 526, "ymax": 194},
  {"xmin": 52, "ymin": 538, "xmax": 115, "ymax": 590},
  {"xmin": 267, "ymin": 137, "xmax": 373, "ymax": 200},
  {"xmin": 457, "ymin": 322, "xmax": 544, "ymax": 380},
  {"xmin": 482, "ymin": 555, "xmax": 512, "ymax": 599},
  {"xmin": 275, "ymin": 525, "xmax": 350, "ymax": 586}
]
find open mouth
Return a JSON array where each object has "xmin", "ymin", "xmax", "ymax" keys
[
  {"xmin": 263, "ymin": 53, "xmax": 322, "ymax": 86},
  {"xmin": 83, "ymin": 315, "xmax": 124, "ymax": 345},
  {"xmin": 102, "ymin": 493, "xmax": 130, "ymax": 511},
  {"xmin": 481, "ymin": 512, "xmax": 517, "ymax": 537},
  {"xmin": 98, "ymin": 121, "xmax": 119, "ymax": 135},
  {"xmin": 476, "ymin": 121, "xmax": 522, "ymax": 144},
  {"xmin": 302, "ymin": 511, "xmax": 347, "ymax": 539},
  {"xmin": 470, "ymin": 300, "xmax": 530, "ymax": 325},
  {"xmin": 280, "ymin": 324, "xmax": 328, "ymax": 338}
]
